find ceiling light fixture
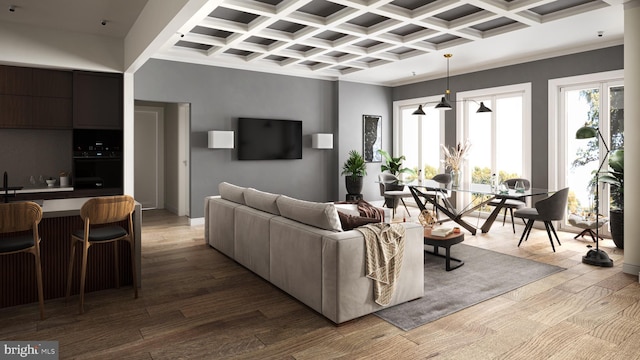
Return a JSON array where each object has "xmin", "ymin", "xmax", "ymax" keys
[{"xmin": 412, "ymin": 54, "xmax": 492, "ymax": 115}]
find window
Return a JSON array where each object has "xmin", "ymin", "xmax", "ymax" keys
[
  {"xmin": 456, "ymin": 84, "xmax": 532, "ymax": 209},
  {"xmin": 393, "ymin": 96, "xmax": 445, "ymax": 180},
  {"xmin": 548, "ymin": 71, "xmax": 624, "ymax": 232}
]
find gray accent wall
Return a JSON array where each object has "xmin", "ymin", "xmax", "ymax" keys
[
  {"xmin": 393, "ymin": 45, "xmax": 624, "ymax": 189},
  {"xmin": 134, "ymin": 46, "xmax": 622, "ymax": 219},
  {"xmin": 134, "ymin": 59, "xmax": 339, "ymax": 218},
  {"xmin": 337, "ymin": 81, "xmax": 393, "ymax": 201}
]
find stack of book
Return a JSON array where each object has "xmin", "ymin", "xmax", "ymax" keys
[{"xmin": 430, "ymin": 227, "xmax": 454, "ymax": 237}]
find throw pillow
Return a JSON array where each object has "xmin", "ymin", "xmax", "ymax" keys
[
  {"xmin": 276, "ymin": 195, "xmax": 343, "ymax": 232},
  {"xmin": 244, "ymin": 188, "xmax": 280, "ymax": 215},
  {"xmin": 219, "ymin": 182, "xmax": 246, "ymax": 204},
  {"xmin": 334, "ymin": 199, "xmax": 385, "ymax": 222},
  {"xmin": 337, "ymin": 211, "xmax": 381, "ymax": 231}
]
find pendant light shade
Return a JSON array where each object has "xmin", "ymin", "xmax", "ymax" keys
[
  {"xmin": 412, "ymin": 54, "xmax": 492, "ymax": 115},
  {"xmin": 575, "ymin": 126, "xmax": 598, "ymax": 139},
  {"xmin": 434, "ymin": 96, "xmax": 452, "ymax": 110},
  {"xmin": 476, "ymin": 102, "xmax": 492, "ymax": 113},
  {"xmin": 412, "ymin": 105, "xmax": 426, "ymax": 115}
]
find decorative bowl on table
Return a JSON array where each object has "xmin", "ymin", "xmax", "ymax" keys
[{"xmin": 46, "ymin": 179, "xmax": 56, "ymax": 187}]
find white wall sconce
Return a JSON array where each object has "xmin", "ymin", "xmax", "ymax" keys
[
  {"xmin": 208, "ymin": 131, "xmax": 234, "ymax": 149},
  {"xmin": 312, "ymin": 133, "xmax": 333, "ymax": 149}
]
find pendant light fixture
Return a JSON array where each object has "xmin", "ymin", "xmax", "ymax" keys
[{"xmin": 412, "ymin": 54, "xmax": 492, "ymax": 115}]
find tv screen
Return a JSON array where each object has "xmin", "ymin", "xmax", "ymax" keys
[{"xmin": 238, "ymin": 118, "xmax": 302, "ymax": 160}]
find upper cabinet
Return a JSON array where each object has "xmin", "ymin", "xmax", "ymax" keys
[
  {"xmin": 0, "ymin": 65, "xmax": 32, "ymax": 95},
  {"xmin": 73, "ymin": 71, "xmax": 123, "ymax": 129},
  {"xmin": 0, "ymin": 65, "xmax": 73, "ymax": 129}
]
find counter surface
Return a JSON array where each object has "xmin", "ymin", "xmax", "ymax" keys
[
  {"xmin": 42, "ymin": 197, "xmax": 94, "ymax": 218},
  {"xmin": 17, "ymin": 185, "xmax": 74, "ymax": 194}
]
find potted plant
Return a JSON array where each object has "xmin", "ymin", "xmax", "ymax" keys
[
  {"xmin": 377, "ymin": 149, "xmax": 415, "ymax": 178},
  {"xmin": 341, "ymin": 150, "xmax": 367, "ymax": 195},
  {"xmin": 599, "ymin": 148, "xmax": 623, "ymax": 248}
]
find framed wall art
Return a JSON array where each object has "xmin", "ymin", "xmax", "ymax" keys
[{"xmin": 363, "ymin": 115, "xmax": 382, "ymax": 162}]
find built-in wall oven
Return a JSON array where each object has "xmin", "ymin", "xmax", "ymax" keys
[{"xmin": 72, "ymin": 129, "xmax": 123, "ymax": 190}]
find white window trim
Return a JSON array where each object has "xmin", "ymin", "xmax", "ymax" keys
[
  {"xmin": 453, "ymin": 84, "xmax": 531, "ymax": 211},
  {"xmin": 548, "ymin": 70, "xmax": 624, "ymax": 193},
  {"xmin": 548, "ymin": 70, "xmax": 623, "ymax": 232},
  {"xmin": 456, "ymin": 83, "xmax": 533, "ymax": 181},
  {"xmin": 393, "ymin": 96, "xmax": 445, "ymax": 166}
]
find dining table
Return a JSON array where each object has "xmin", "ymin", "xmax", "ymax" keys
[{"xmin": 406, "ymin": 180, "xmax": 553, "ymax": 235}]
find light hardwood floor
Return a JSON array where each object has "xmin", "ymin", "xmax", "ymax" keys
[{"xmin": 1, "ymin": 209, "xmax": 639, "ymax": 359}]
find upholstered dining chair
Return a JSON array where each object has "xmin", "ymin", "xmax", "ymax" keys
[
  {"xmin": 423, "ymin": 173, "xmax": 452, "ymax": 216},
  {"xmin": 488, "ymin": 178, "xmax": 531, "ymax": 233},
  {"xmin": 513, "ymin": 187, "xmax": 569, "ymax": 252},
  {"xmin": 0, "ymin": 201, "xmax": 45, "ymax": 319},
  {"xmin": 378, "ymin": 173, "xmax": 411, "ymax": 219},
  {"xmin": 66, "ymin": 195, "xmax": 138, "ymax": 314}
]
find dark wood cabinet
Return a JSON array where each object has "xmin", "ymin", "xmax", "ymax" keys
[
  {"xmin": 0, "ymin": 65, "xmax": 32, "ymax": 95},
  {"xmin": 33, "ymin": 97, "xmax": 73, "ymax": 129},
  {"xmin": 33, "ymin": 68, "xmax": 73, "ymax": 98},
  {"xmin": 73, "ymin": 71, "xmax": 123, "ymax": 129},
  {"xmin": 0, "ymin": 94, "xmax": 32, "ymax": 127},
  {"xmin": 0, "ymin": 65, "xmax": 72, "ymax": 129}
]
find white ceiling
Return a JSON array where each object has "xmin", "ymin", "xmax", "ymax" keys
[{"xmin": 0, "ymin": 0, "xmax": 625, "ymax": 86}]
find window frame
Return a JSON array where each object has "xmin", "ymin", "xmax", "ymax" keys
[
  {"xmin": 548, "ymin": 70, "xmax": 624, "ymax": 232},
  {"xmin": 456, "ymin": 83, "xmax": 532, "ymax": 209},
  {"xmin": 393, "ymin": 96, "xmax": 446, "ymax": 175}
]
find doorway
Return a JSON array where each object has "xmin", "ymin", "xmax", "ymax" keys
[{"xmin": 134, "ymin": 102, "xmax": 190, "ymax": 216}]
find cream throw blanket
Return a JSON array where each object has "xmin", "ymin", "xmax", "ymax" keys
[{"xmin": 356, "ymin": 223, "xmax": 406, "ymax": 306}]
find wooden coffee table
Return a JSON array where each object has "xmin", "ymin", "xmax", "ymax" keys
[{"xmin": 423, "ymin": 228, "xmax": 465, "ymax": 271}]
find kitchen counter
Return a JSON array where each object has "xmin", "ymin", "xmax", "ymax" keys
[
  {"xmin": 13, "ymin": 185, "xmax": 74, "ymax": 194},
  {"xmin": 41, "ymin": 197, "xmax": 99, "ymax": 217},
  {"xmin": 0, "ymin": 197, "xmax": 142, "ymax": 310}
]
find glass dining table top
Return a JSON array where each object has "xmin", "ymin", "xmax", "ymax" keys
[{"xmin": 402, "ymin": 179, "xmax": 552, "ymax": 198}]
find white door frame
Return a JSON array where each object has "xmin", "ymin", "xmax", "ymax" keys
[
  {"xmin": 178, "ymin": 103, "xmax": 190, "ymax": 217},
  {"xmin": 134, "ymin": 106, "xmax": 165, "ymax": 210}
]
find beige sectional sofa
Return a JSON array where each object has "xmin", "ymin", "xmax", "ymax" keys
[{"xmin": 204, "ymin": 182, "xmax": 424, "ymax": 324}]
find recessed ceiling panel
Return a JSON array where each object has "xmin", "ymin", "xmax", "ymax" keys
[{"xmin": 155, "ymin": 0, "xmax": 617, "ymax": 85}]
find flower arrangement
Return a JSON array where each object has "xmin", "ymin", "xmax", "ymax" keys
[{"xmin": 441, "ymin": 140, "xmax": 471, "ymax": 171}]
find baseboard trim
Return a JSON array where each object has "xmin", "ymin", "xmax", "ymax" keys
[
  {"xmin": 622, "ymin": 262, "xmax": 640, "ymax": 279},
  {"xmin": 190, "ymin": 217, "xmax": 204, "ymax": 226}
]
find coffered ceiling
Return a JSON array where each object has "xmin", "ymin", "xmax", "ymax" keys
[{"xmin": 0, "ymin": 0, "xmax": 625, "ymax": 86}]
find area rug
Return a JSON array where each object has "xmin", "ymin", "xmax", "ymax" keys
[{"xmin": 375, "ymin": 244, "xmax": 565, "ymax": 331}]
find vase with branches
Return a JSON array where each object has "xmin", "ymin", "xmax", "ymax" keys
[{"xmin": 441, "ymin": 140, "xmax": 471, "ymax": 187}]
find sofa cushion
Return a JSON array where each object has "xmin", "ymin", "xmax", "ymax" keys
[
  {"xmin": 277, "ymin": 195, "xmax": 342, "ymax": 232},
  {"xmin": 337, "ymin": 211, "xmax": 381, "ymax": 231},
  {"xmin": 219, "ymin": 182, "xmax": 246, "ymax": 205},
  {"xmin": 244, "ymin": 188, "xmax": 281, "ymax": 215}
]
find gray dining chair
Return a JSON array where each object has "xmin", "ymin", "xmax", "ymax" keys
[
  {"xmin": 513, "ymin": 187, "xmax": 569, "ymax": 252},
  {"xmin": 488, "ymin": 178, "xmax": 530, "ymax": 233},
  {"xmin": 378, "ymin": 173, "xmax": 411, "ymax": 219},
  {"xmin": 423, "ymin": 173, "xmax": 451, "ymax": 216}
]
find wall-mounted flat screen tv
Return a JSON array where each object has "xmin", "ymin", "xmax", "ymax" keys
[{"xmin": 238, "ymin": 118, "xmax": 303, "ymax": 160}]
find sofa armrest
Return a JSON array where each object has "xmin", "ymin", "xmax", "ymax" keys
[
  {"xmin": 321, "ymin": 222, "xmax": 424, "ymax": 323},
  {"xmin": 204, "ymin": 195, "xmax": 220, "ymax": 245},
  {"xmin": 206, "ymin": 196, "xmax": 242, "ymax": 258}
]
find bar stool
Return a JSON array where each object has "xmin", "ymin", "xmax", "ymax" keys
[
  {"xmin": 0, "ymin": 201, "xmax": 44, "ymax": 319},
  {"xmin": 66, "ymin": 195, "xmax": 138, "ymax": 314}
]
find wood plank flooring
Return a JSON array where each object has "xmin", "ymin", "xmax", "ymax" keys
[{"xmin": 1, "ymin": 209, "xmax": 639, "ymax": 359}]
